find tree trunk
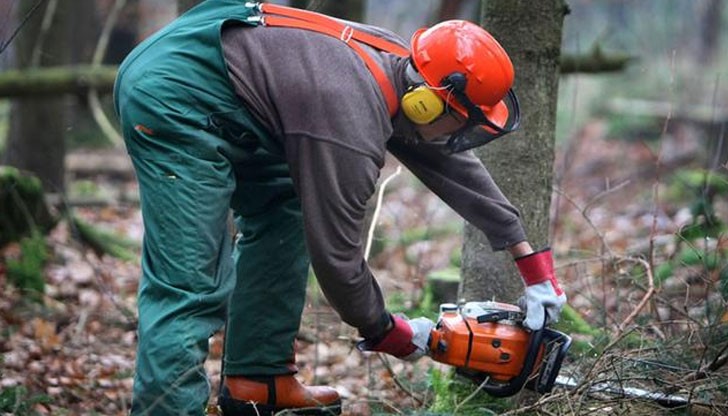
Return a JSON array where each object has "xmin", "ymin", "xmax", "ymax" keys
[
  {"xmin": 699, "ymin": 0, "xmax": 723, "ymax": 64},
  {"xmin": 437, "ymin": 0, "xmax": 464, "ymax": 20},
  {"xmin": 322, "ymin": 0, "xmax": 365, "ymax": 21},
  {"xmin": 177, "ymin": 0, "xmax": 201, "ymax": 15},
  {"xmin": 3, "ymin": 0, "xmax": 72, "ymax": 193},
  {"xmin": 460, "ymin": 0, "xmax": 567, "ymax": 303},
  {"xmin": 289, "ymin": 0, "xmax": 364, "ymax": 21},
  {"xmin": 141, "ymin": 0, "xmax": 177, "ymax": 39}
]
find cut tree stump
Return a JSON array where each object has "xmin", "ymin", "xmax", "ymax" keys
[
  {"xmin": 426, "ymin": 267, "xmax": 461, "ymax": 305},
  {"xmin": 0, "ymin": 166, "xmax": 56, "ymax": 246}
]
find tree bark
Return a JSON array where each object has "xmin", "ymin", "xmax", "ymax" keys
[
  {"xmin": 3, "ymin": 0, "xmax": 72, "ymax": 193},
  {"xmin": 460, "ymin": 0, "xmax": 567, "ymax": 303}
]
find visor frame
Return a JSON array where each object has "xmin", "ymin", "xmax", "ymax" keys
[{"xmin": 444, "ymin": 87, "xmax": 521, "ymax": 153}]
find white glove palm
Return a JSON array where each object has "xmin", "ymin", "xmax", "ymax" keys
[
  {"xmin": 518, "ymin": 281, "xmax": 567, "ymax": 330},
  {"xmin": 404, "ymin": 317, "xmax": 436, "ymax": 361},
  {"xmin": 515, "ymin": 248, "xmax": 567, "ymax": 331}
]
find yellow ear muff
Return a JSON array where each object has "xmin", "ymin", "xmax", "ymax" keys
[{"xmin": 401, "ymin": 85, "xmax": 445, "ymax": 125}]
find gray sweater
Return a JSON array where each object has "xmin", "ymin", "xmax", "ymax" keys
[{"xmin": 220, "ymin": 21, "xmax": 526, "ymax": 338}]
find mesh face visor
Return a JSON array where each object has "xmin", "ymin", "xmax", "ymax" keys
[{"xmin": 445, "ymin": 86, "xmax": 521, "ymax": 154}]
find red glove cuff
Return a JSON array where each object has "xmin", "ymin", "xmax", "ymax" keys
[
  {"xmin": 515, "ymin": 248, "xmax": 564, "ymax": 296},
  {"xmin": 365, "ymin": 315, "xmax": 417, "ymax": 358}
]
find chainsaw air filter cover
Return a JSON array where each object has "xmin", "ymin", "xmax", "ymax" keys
[{"xmin": 428, "ymin": 302, "xmax": 571, "ymax": 397}]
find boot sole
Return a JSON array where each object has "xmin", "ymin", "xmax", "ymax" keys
[{"xmin": 218, "ymin": 394, "xmax": 342, "ymax": 416}]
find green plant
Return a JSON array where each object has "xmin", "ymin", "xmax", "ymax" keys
[
  {"xmin": 0, "ymin": 385, "xmax": 51, "ymax": 416},
  {"xmin": 427, "ymin": 368, "xmax": 511, "ymax": 415},
  {"xmin": 0, "ymin": 101, "xmax": 8, "ymax": 153},
  {"xmin": 669, "ymin": 169, "xmax": 728, "ymax": 240},
  {"xmin": 6, "ymin": 231, "xmax": 48, "ymax": 301},
  {"xmin": 0, "ymin": 166, "xmax": 56, "ymax": 246},
  {"xmin": 71, "ymin": 215, "xmax": 139, "ymax": 261}
]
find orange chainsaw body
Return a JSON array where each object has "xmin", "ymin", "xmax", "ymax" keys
[
  {"xmin": 428, "ymin": 302, "xmax": 533, "ymax": 381},
  {"xmin": 426, "ymin": 301, "xmax": 572, "ymax": 397}
]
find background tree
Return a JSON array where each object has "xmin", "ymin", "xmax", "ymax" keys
[
  {"xmin": 699, "ymin": 0, "xmax": 723, "ymax": 64},
  {"xmin": 460, "ymin": 0, "xmax": 568, "ymax": 302},
  {"xmin": 177, "ymin": 0, "xmax": 200, "ymax": 15},
  {"xmin": 3, "ymin": 0, "xmax": 71, "ymax": 193},
  {"xmin": 290, "ymin": 0, "xmax": 364, "ymax": 21}
]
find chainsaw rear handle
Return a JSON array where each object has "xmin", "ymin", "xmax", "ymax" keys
[{"xmin": 527, "ymin": 328, "xmax": 572, "ymax": 394}]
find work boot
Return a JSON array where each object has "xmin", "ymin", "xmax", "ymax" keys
[{"xmin": 218, "ymin": 375, "xmax": 341, "ymax": 415}]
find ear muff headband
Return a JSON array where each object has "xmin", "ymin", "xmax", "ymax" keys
[{"xmin": 401, "ymin": 86, "xmax": 445, "ymax": 124}]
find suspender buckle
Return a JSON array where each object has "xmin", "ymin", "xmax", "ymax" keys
[
  {"xmin": 246, "ymin": 15, "xmax": 264, "ymax": 24},
  {"xmin": 340, "ymin": 26, "xmax": 354, "ymax": 43},
  {"xmin": 244, "ymin": 2, "xmax": 262, "ymax": 11}
]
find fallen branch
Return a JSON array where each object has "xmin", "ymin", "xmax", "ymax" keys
[
  {"xmin": 616, "ymin": 256, "xmax": 656, "ymax": 334},
  {"xmin": 0, "ymin": 65, "xmax": 117, "ymax": 97},
  {"xmin": 560, "ymin": 46, "xmax": 633, "ymax": 75}
]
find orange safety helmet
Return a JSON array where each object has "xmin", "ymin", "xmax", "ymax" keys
[{"xmin": 408, "ymin": 20, "xmax": 521, "ymax": 153}]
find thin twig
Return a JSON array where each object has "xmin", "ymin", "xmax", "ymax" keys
[
  {"xmin": 616, "ymin": 256, "xmax": 656, "ymax": 333},
  {"xmin": 88, "ymin": 0, "xmax": 125, "ymax": 147},
  {"xmin": 452, "ymin": 376, "xmax": 498, "ymax": 415},
  {"xmin": 0, "ymin": 0, "xmax": 47, "ymax": 56},
  {"xmin": 553, "ymin": 186, "xmax": 616, "ymax": 257},
  {"xmin": 375, "ymin": 353, "xmax": 425, "ymax": 406},
  {"xmin": 29, "ymin": 0, "xmax": 57, "ymax": 67},
  {"xmin": 364, "ymin": 165, "xmax": 402, "ymax": 260},
  {"xmin": 681, "ymin": 340, "xmax": 728, "ymax": 385}
]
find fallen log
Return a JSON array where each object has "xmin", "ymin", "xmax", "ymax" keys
[{"xmin": 0, "ymin": 65, "xmax": 117, "ymax": 97}]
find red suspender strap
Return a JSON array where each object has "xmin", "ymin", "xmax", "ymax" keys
[
  {"xmin": 260, "ymin": 3, "xmax": 410, "ymax": 56},
  {"xmin": 258, "ymin": 3, "xmax": 409, "ymax": 117}
]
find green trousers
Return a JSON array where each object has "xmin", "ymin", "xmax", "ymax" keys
[{"xmin": 118, "ymin": 64, "xmax": 309, "ymax": 416}]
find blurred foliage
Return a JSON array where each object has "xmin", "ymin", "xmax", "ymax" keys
[
  {"xmin": 71, "ymin": 214, "xmax": 139, "ymax": 262},
  {"xmin": 671, "ymin": 169, "xmax": 728, "ymax": 241},
  {"xmin": 6, "ymin": 231, "xmax": 48, "ymax": 302},
  {"xmin": 0, "ymin": 166, "xmax": 56, "ymax": 246},
  {"xmin": 66, "ymin": 97, "xmax": 119, "ymax": 149},
  {"xmin": 0, "ymin": 384, "xmax": 51, "ymax": 416},
  {"xmin": 426, "ymin": 368, "xmax": 511, "ymax": 415},
  {"xmin": 0, "ymin": 101, "xmax": 8, "ymax": 153}
]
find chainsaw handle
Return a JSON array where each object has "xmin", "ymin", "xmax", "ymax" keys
[{"xmin": 479, "ymin": 325, "xmax": 545, "ymax": 397}]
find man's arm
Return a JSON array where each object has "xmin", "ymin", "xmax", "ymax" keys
[
  {"xmin": 387, "ymin": 137, "xmax": 566, "ymax": 330},
  {"xmin": 284, "ymin": 135, "xmax": 392, "ymax": 338},
  {"xmin": 386, "ymin": 136, "xmax": 527, "ymax": 250}
]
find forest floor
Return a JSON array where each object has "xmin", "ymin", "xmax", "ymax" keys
[{"xmin": 2, "ymin": 119, "xmax": 728, "ymax": 415}]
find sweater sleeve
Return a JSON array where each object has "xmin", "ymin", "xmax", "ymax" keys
[
  {"xmin": 284, "ymin": 135, "xmax": 391, "ymax": 338},
  {"xmin": 386, "ymin": 137, "xmax": 527, "ymax": 250}
]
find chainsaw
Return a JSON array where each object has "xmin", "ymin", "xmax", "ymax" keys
[{"xmin": 427, "ymin": 301, "xmax": 572, "ymax": 397}]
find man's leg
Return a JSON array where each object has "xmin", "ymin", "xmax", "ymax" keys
[
  {"xmin": 224, "ymin": 167, "xmax": 309, "ymax": 375},
  {"xmin": 125, "ymin": 124, "xmax": 237, "ymax": 415},
  {"xmin": 219, "ymin": 154, "xmax": 341, "ymax": 415}
]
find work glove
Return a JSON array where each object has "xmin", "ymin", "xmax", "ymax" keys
[
  {"xmin": 357, "ymin": 314, "xmax": 435, "ymax": 361},
  {"xmin": 515, "ymin": 248, "xmax": 567, "ymax": 331}
]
